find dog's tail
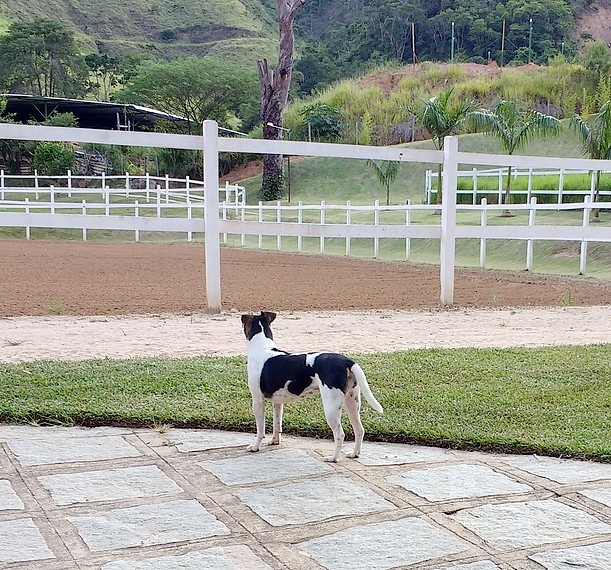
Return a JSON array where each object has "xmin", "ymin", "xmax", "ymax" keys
[{"xmin": 350, "ymin": 363, "xmax": 383, "ymax": 413}]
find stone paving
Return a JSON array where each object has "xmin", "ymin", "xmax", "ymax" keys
[{"xmin": 1, "ymin": 425, "xmax": 611, "ymax": 570}]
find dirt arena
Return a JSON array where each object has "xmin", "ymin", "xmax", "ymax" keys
[{"xmin": 2, "ymin": 239, "xmax": 611, "ymax": 317}]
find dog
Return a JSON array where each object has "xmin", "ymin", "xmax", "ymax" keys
[{"xmin": 241, "ymin": 311, "xmax": 383, "ymax": 462}]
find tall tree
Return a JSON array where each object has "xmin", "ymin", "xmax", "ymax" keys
[
  {"xmin": 367, "ymin": 160, "xmax": 400, "ymax": 205},
  {"xmin": 0, "ymin": 19, "xmax": 87, "ymax": 98},
  {"xmin": 470, "ymin": 100, "xmax": 562, "ymax": 216},
  {"xmin": 570, "ymin": 101, "xmax": 611, "ymax": 222},
  {"xmin": 410, "ymin": 88, "xmax": 477, "ymax": 207},
  {"xmin": 259, "ymin": 0, "xmax": 307, "ymax": 201}
]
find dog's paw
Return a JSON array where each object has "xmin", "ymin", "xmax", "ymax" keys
[
  {"xmin": 267, "ymin": 439, "xmax": 280, "ymax": 446},
  {"xmin": 346, "ymin": 451, "xmax": 360, "ymax": 459},
  {"xmin": 246, "ymin": 444, "xmax": 261, "ymax": 453},
  {"xmin": 323, "ymin": 455, "xmax": 339, "ymax": 463}
]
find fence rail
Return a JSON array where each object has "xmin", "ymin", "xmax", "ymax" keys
[{"xmin": 425, "ymin": 166, "xmax": 611, "ymax": 205}]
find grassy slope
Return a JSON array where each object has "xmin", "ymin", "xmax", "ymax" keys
[
  {"xmin": 2, "ymin": 346, "xmax": 610, "ymax": 460},
  {"xmin": 0, "ymin": 0, "xmax": 279, "ymax": 62}
]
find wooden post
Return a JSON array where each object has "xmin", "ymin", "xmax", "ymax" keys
[
  {"xmin": 203, "ymin": 120, "xmax": 222, "ymax": 313},
  {"xmin": 440, "ymin": 136, "xmax": 458, "ymax": 307}
]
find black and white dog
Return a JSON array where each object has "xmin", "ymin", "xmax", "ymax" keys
[{"xmin": 241, "ymin": 311, "xmax": 383, "ymax": 462}]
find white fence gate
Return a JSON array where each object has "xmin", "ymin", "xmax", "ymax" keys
[{"xmin": 1, "ymin": 121, "xmax": 611, "ymax": 312}]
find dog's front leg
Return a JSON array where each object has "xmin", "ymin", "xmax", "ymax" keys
[
  {"xmin": 247, "ymin": 396, "xmax": 266, "ymax": 452},
  {"xmin": 270, "ymin": 402, "xmax": 283, "ymax": 445}
]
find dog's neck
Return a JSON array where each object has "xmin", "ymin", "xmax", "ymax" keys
[{"xmin": 247, "ymin": 322, "xmax": 278, "ymax": 353}]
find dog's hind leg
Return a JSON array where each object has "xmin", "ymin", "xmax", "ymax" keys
[
  {"xmin": 270, "ymin": 402, "xmax": 283, "ymax": 445},
  {"xmin": 343, "ymin": 389, "xmax": 365, "ymax": 459},
  {"xmin": 247, "ymin": 396, "xmax": 266, "ymax": 452},
  {"xmin": 320, "ymin": 387, "xmax": 345, "ymax": 462}
]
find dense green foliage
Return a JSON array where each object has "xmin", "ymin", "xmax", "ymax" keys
[
  {"xmin": 1, "ymin": 345, "xmax": 610, "ymax": 459},
  {"xmin": 295, "ymin": 0, "xmax": 584, "ymax": 93}
]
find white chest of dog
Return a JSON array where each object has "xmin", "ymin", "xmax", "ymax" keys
[{"xmin": 241, "ymin": 311, "xmax": 383, "ymax": 462}]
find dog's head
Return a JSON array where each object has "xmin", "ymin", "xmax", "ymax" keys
[{"xmin": 241, "ymin": 311, "xmax": 276, "ymax": 341}]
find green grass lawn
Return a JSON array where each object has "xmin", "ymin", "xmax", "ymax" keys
[{"xmin": 2, "ymin": 345, "xmax": 610, "ymax": 461}]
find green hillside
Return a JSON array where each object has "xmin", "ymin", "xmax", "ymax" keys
[{"xmin": 0, "ymin": 0, "xmax": 279, "ymax": 63}]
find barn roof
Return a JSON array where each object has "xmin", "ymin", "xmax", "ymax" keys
[{"xmin": 0, "ymin": 94, "xmax": 189, "ymax": 131}]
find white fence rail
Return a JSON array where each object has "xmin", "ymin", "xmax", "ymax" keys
[
  {"xmin": 0, "ymin": 171, "xmax": 245, "ymax": 205},
  {"xmin": 425, "ymin": 166, "xmax": 611, "ymax": 205},
  {"xmin": 1, "ymin": 122, "xmax": 611, "ymax": 312}
]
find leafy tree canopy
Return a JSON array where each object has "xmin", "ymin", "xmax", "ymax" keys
[
  {"xmin": 0, "ymin": 18, "xmax": 87, "ymax": 98},
  {"xmin": 112, "ymin": 57, "xmax": 259, "ymax": 134}
]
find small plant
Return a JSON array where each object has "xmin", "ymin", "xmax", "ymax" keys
[
  {"xmin": 4, "ymin": 338, "xmax": 26, "ymax": 346},
  {"xmin": 47, "ymin": 300, "xmax": 66, "ymax": 315},
  {"xmin": 561, "ymin": 288, "xmax": 573, "ymax": 307}
]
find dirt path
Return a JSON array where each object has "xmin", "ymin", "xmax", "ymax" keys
[{"xmin": 3, "ymin": 240, "xmax": 611, "ymax": 317}]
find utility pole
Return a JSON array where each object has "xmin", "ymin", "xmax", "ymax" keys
[
  {"xmin": 528, "ymin": 18, "xmax": 533, "ymax": 64},
  {"xmin": 451, "ymin": 21, "xmax": 455, "ymax": 63},
  {"xmin": 501, "ymin": 19, "xmax": 506, "ymax": 69}
]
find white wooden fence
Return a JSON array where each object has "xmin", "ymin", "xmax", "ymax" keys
[
  {"xmin": 1, "ymin": 121, "xmax": 611, "ymax": 312},
  {"xmin": 426, "ymin": 166, "xmax": 611, "ymax": 205}
]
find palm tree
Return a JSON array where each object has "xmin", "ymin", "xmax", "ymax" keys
[
  {"xmin": 469, "ymin": 100, "xmax": 562, "ymax": 217},
  {"xmin": 367, "ymin": 160, "xmax": 400, "ymax": 205},
  {"xmin": 411, "ymin": 88, "xmax": 478, "ymax": 208},
  {"xmin": 570, "ymin": 100, "xmax": 611, "ymax": 222}
]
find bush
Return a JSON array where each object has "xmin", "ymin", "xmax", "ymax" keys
[{"xmin": 33, "ymin": 142, "xmax": 75, "ymax": 176}]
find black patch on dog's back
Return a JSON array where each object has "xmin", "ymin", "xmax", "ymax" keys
[{"xmin": 260, "ymin": 352, "xmax": 355, "ymax": 399}]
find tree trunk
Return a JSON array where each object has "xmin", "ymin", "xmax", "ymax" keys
[
  {"xmin": 258, "ymin": 0, "xmax": 306, "ymax": 200},
  {"xmin": 501, "ymin": 164, "xmax": 514, "ymax": 218}
]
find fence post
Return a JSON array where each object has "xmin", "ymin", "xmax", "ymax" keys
[
  {"xmin": 558, "ymin": 168, "xmax": 564, "ymax": 206},
  {"xmin": 25, "ymin": 198, "xmax": 30, "ymax": 240},
  {"xmin": 258, "ymin": 201, "xmax": 263, "ymax": 249},
  {"xmin": 425, "ymin": 170, "xmax": 431, "ymax": 204},
  {"xmin": 203, "ymin": 119, "xmax": 222, "ymax": 313},
  {"xmin": 580, "ymin": 196, "xmax": 590, "ymax": 275},
  {"xmin": 101, "ymin": 172, "xmax": 106, "ymax": 198},
  {"xmin": 67, "ymin": 170, "xmax": 72, "ymax": 197},
  {"xmin": 1, "ymin": 169, "xmax": 4, "ymax": 200},
  {"xmin": 222, "ymin": 201, "xmax": 228, "ymax": 244},
  {"xmin": 276, "ymin": 201, "xmax": 282, "ymax": 250},
  {"xmin": 526, "ymin": 197, "xmax": 536, "ymax": 271},
  {"xmin": 240, "ymin": 203, "xmax": 246, "ymax": 247},
  {"xmin": 320, "ymin": 200, "xmax": 326, "ymax": 254},
  {"xmin": 50, "ymin": 185, "xmax": 55, "ymax": 214},
  {"xmin": 480, "ymin": 198, "xmax": 487, "ymax": 268},
  {"xmin": 134, "ymin": 200, "xmax": 140, "ymax": 243},
  {"xmin": 105, "ymin": 186, "xmax": 110, "ymax": 216},
  {"xmin": 297, "ymin": 201, "xmax": 303, "ymax": 252},
  {"xmin": 527, "ymin": 168, "xmax": 533, "ymax": 202},
  {"xmin": 440, "ymin": 136, "xmax": 458, "ymax": 307},
  {"xmin": 156, "ymin": 186, "xmax": 161, "ymax": 217},
  {"xmin": 345, "ymin": 200, "xmax": 351, "ymax": 256},
  {"xmin": 82, "ymin": 200, "xmax": 87, "ymax": 241},
  {"xmin": 373, "ymin": 199, "xmax": 380, "ymax": 258},
  {"xmin": 187, "ymin": 200, "xmax": 192, "ymax": 243},
  {"xmin": 405, "ymin": 200, "xmax": 411, "ymax": 260}
]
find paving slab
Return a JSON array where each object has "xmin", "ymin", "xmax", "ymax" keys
[
  {"xmin": 68, "ymin": 499, "xmax": 230, "ymax": 552},
  {"xmin": 165, "ymin": 429, "xmax": 253, "ymax": 452},
  {"xmin": 387, "ymin": 463, "xmax": 532, "ymax": 501},
  {"xmin": 199, "ymin": 448, "xmax": 333, "ymax": 486},
  {"xmin": 38, "ymin": 465, "xmax": 184, "ymax": 505},
  {"xmin": 0, "ymin": 479, "xmax": 24, "ymax": 510},
  {"xmin": 234, "ymin": 475, "xmax": 396, "ymax": 526},
  {"xmin": 433, "ymin": 562, "xmax": 501, "ymax": 570},
  {"xmin": 503, "ymin": 455, "xmax": 611, "ymax": 484},
  {"xmin": 529, "ymin": 541, "xmax": 611, "ymax": 569},
  {"xmin": 101, "ymin": 545, "xmax": 274, "ymax": 570},
  {"xmin": 297, "ymin": 516, "xmax": 469, "ymax": 570},
  {"xmin": 450, "ymin": 499, "xmax": 611, "ymax": 551},
  {"xmin": 580, "ymin": 487, "xmax": 611, "ymax": 508},
  {"xmin": 7, "ymin": 434, "xmax": 141, "ymax": 466},
  {"xmin": 0, "ymin": 517, "xmax": 55, "ymax": 564}
]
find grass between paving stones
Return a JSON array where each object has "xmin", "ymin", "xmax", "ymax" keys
[{"xmin": 1, "ymin": 345, "xmax": 610, "ymax": 461}]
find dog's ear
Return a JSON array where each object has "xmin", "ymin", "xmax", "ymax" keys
[
  {"xmin": 241, "ymin": 314, "xmax": 252, "ymax": 325},
  {"xmin": 261, "ymin": 311, "xmax": 276, "ymax": 324}
]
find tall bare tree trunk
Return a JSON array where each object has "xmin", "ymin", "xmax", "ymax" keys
[{"xmin": 258, "ymin": 0, "xmax": 305, "ymax": 200}]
